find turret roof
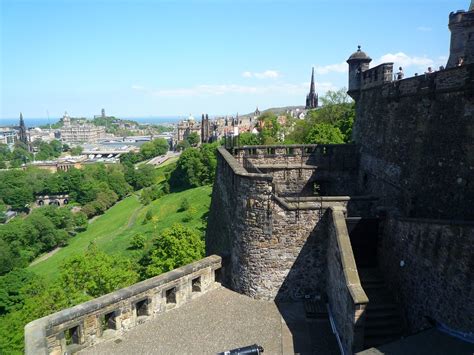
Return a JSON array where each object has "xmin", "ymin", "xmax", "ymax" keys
[{"xmin": 347, "ymin": 46, "xmax": 372, "ymax": 62}]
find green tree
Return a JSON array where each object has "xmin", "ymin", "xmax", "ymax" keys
[
  {"xmin": 0, "ymin": 268, "xmax": 36, "ymax": 315},
  {"xmin": 185, "ymin": 132, "xmax": 200, "ymax": 147},
  {"xmin": 139, "ymin": 224, "xmax": 204, "ymax": 279},
  {"xmin": 238, "ymin": 132, "xmax": 261, "ymax": 146},
  {"xmin": 59, "ymin": 243, "xmax": 138, "ymax": 298},
  {"xmin": 70, "ymin": 146, "xmax": 83, "ymax": 155},
  {"xmin": 134, "ymin": 165, "xmax": 157, "ymax": 189},
  {"xmin": 305, "ymin": 123, "xmax": 345, "ymax": 144},
  {"xmin": 258, "ymin": 112, "xmax": 281, "ymax": 144},
  {"xmin": 130, "ymin": 234, "xmax": 146, "ymax": 250}
]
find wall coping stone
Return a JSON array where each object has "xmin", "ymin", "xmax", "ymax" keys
[
  {"xmin": 275, "ymin": 195, "xmax": 377, "ymax": 211},
  {"xmin": 218, "ymin": 147, "xmax": 273, "ymax": 181},
  {"xmin": 329, "ymin": 206, "xmax": 369, "ymax": 305}
]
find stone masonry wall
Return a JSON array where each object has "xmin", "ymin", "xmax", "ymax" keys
[
  {"xmin": 353, "ymin": 63, "xmax": 474, "ymax": 219},
  {"xmin": 206, "ymin": 146, "xmax": 361, "ymax": 301},
  {"xmin": 379, "ymin": 217, "xmax": 474, "ymax": 333}
]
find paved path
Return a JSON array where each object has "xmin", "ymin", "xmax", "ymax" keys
[
  {"xmin": 29, "ymin": 247, "xmax": 62, "ymax": 266},
  {"xmin": 80, "ymin": 287, "xmax": 285, "ymax": 355}
]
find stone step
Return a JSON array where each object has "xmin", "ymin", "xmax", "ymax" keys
[
  {"xmin": 365, "ymin": 317, "xmax": 402, "ymax": 329},
  {"xmin": 365, "ymin": 322, "xmax": 403, "ymax": 334}
]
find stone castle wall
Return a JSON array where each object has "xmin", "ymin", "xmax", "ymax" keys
[
  {"xmin": 353, "ymin": 63, "xmax": 474, "ymax": 219},
  {"xmin": 379, "ymin": 217, "xmax": 474, "ymax": 333},
  {"xmin": 206, "ymin": 146, "xmax": 362, "ymax": 301}
]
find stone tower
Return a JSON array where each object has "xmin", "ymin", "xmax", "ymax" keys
[
  {"xmin": 201, "ymin": 113, "xmax": 210, "ymax": 144},
  {"xmin": 18, "ymin": 113, "xmax": 28, "ymax": 146},
  {"xmin": 446, "ymin": 3, "xmax": 474, "ymax": 68},
  {"xmin": 346, "ymin": 46, "xmax": 372, "ymax": 100},
  {"xmin": 305, "ymin": 67, "xmax": 318, "ymax": 109},
  {"xmin": 101, "ymin": 108, "xmax": 106, "ymax": 118}
]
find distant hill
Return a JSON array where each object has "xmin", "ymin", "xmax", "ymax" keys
[{"xmin": 240, "ymin": 105, "xmax": 306, "ymax": 118}]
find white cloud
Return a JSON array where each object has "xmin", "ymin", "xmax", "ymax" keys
[
  {"xmin": 374, "ymin": 52, "xmax": 434, "ymax": 69},
  {"xmin": 314, "ymin": 62, "xmax": 347, "ymax": 75},
  {"xmin": 417, "ymin": 26, "xmax": 432, "ymax": 32},
  {"xmin": 148, "ymin": 81, "xmax": 338, "ymax": 98},
  {"xmin": 241, "ymin": 70, "xmax": 280, "ymax": 79},
  {"xmin": 131, "ymin": 84, "xmax": 145, "ymax": 90}
]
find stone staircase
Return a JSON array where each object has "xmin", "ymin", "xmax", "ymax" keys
[{"xmin": 358, "ymin": 267, "xmax": 405, "ymax": 348}]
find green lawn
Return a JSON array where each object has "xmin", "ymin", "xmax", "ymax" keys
[{"xmin": 29, "ymin": 181, "xmax": 212, "ymax": 282}]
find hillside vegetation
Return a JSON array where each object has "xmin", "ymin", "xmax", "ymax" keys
[{"xmin": 29, "ymin": 184, "xmax": 211, "ymax": 282}]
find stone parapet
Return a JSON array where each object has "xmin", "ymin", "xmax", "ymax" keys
[
  {"xmin": 327, "ymin": 206, "xmax": 368, "ymax": 354},
  {"xmin": 25, "ymin": 255, "xmax": 222, "ymax": 355}
]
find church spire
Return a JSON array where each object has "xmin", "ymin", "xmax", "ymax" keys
[{"xmin": 306, "ymin": 67, "xmax": 318, "ymax": 109}]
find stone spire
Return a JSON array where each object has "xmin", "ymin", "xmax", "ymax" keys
[
  {"xmin": 470, "ymin": 0, "xmax": 473, "ymax": 11},
  {"xmin": 305, "ymin": 67, "xmax": 318, "ymax": 109},
  {"xmin": 18, "ymin": 112, "xmax": 28, "ymax": 146},
  {"xmin": 310, "ymin": 67, "xmax": 315, "ymax": 94}
]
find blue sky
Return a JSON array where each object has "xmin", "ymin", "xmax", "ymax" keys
[{"xmin": 0, "ymin": 0, "xmax": 469, "ymax": 119}]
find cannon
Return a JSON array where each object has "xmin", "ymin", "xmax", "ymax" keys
[{"xmin": 218, "ymin": 344, "xmax": 264, "ymax": 355}]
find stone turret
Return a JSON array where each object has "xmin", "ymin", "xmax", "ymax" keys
[
  {"xmin": 446, "ymin": 3, "xmax": 474, "ymax": 68},
  {"xmin": 347, "ymin": 46, "xmax": 372, "ymax": 100}
]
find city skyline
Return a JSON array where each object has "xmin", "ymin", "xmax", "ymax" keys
[{"xmin": 1, "ymin": 0, "xmax": 468, "ymax": 119}]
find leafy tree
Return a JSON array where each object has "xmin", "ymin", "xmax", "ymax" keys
[
  {"xmin": 238, "ymin": 132, "xmax": 261, "ymax": 146},
  {"xmin": 169, "ymin": 142, "xmax": 218, "ymax": 189},
  {"xmin": 179, "ymin": 198, "xmax": 190, "ymax": 212},
  {"xmin": 133, "ymin": 165, "xmax": 156, "ymax": 189},
  {"xmin": 258, "ymin": 112, "xmax": 282, "ymax": 144},
  {"xmin": 73, "ymin": 212, "xmax": 88, "ymax": 232},
  {"xmin": 0, "ymin": 268, "xmax": 36, "ymax": 315},
  {"xmin": 139, "ymin": 224, "xmax": 204, "ymax": 279},
  {"xmin": 107, "ymin": 168, "xmax": 132, "ymax": 198},
  {"xmin": 130, "ymin": 234, "xmax": 146, "ymax": 250},
  {"xmin": 175, "ymin": 140, "xmax": 190, "ymax": 151},
  {"xmin": 70, "ymin": 146, "xmax": 83, "ymax": 155},
  {"xmin": 186, "ymin": 132, "xmax": 200, "ymax": 147},
  {"xmin": 305, "ymin": 123, "xmax": 345, "ymax": 144},
  {"xmin": 59, "ymin": 243, "xmax": 138, "ymax": 298},
  {"xmin": 0, "ymin": 240, "xmax": 14, "ymax": 275}
]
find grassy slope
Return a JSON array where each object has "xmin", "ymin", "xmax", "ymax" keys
[{"xmin": 29, "ymin": 162, "xmax": 211, "ymax": 282}]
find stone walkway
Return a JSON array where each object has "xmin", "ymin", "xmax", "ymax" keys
[{"xmin": 80, "ymin": 287, "xmax": 339, "ymax": 355}]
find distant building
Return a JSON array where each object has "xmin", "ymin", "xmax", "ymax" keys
[
  {"xmin": 0, "ymin": 129, "xmax": 17, "ymax": 145},
  {"xmin": 177, "ymin": 114, "xmax": 201, "ymax": 143},
  {"xmin": 60, "ymin": 112, "xmax": 106, "ymax": 143},
  {"xmin": 305, "ymin": 67, "xmax": 318, "ymax": 109}
]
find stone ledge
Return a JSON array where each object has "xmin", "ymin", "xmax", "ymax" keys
[
  {"xmin": 218, "ymin": 147, "xmax": 273, "ymax": 181},
  {"xmin": 330, "ymin": 207, "xmax": 368, "ymax": 306}
]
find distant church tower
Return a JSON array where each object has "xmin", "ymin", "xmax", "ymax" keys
[
  {"xmin": 305, "ymin": 67, "xmax": 318, "ymax": 109},
  {"xmin": 18, "ymin": 112, "xmax": 28, "ymax": 145}
]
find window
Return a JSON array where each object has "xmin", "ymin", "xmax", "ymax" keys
[
  {"xmin": 165, "ymin": 287, "xmax": 177, "ymax": 304},
  {"xmin": 135, "ymin": 299, "xmax": 149, "ymax": 317},
  {"xmin": 192, "ymin": 276, "xmax": 202, "ymax": 293}
]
